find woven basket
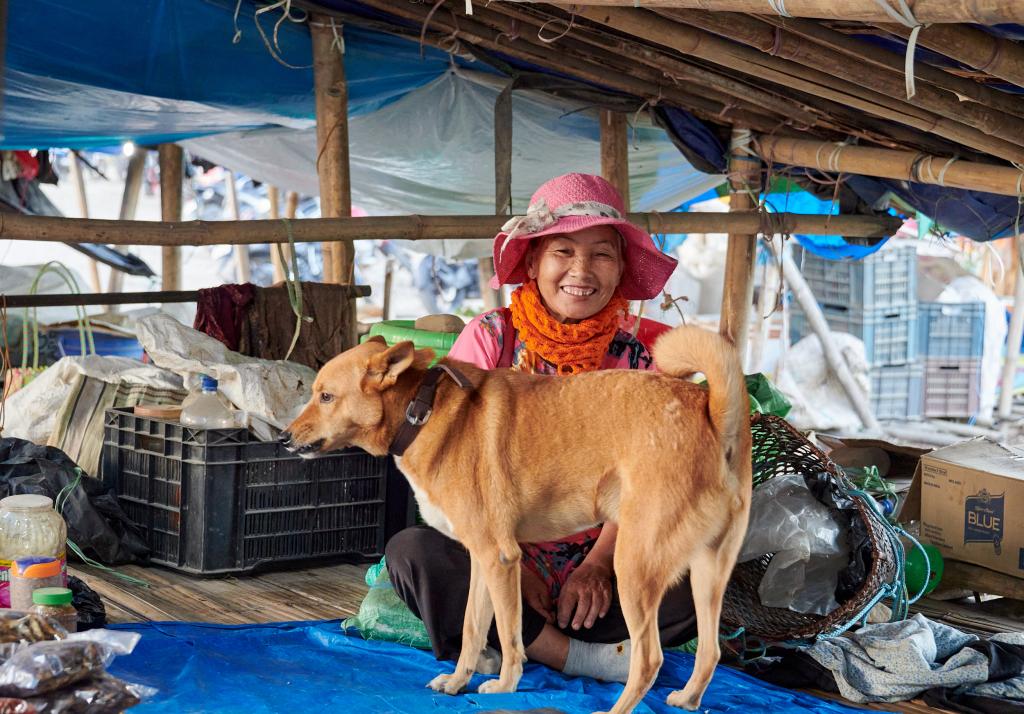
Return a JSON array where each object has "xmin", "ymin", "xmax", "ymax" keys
[{"xmin": 721, "ymin": 414, "xmax": 898, "ymax": 643}]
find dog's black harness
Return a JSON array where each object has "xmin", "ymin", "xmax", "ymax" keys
[{"xmin": 389, "ymin": 364, "xmax": 473, "ymax": 457}]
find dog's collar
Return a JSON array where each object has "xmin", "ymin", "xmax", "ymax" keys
[{"xmin": 389, "ymin": 364, "xmax": 472, "ymax": 457}]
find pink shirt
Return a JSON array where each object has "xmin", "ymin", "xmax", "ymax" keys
[{"xmin": 448, "ymin": 308, "xmax": 656, "ymax": 596}]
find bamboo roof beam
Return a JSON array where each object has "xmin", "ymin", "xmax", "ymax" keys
[
  {"xmin": 757, "ymin": 136, "xmax": 1024, "ymax": 196},
  {"xmin": 658, "ymin": 9, "xmax": 1024, "ymax": 147},
  {"xmin": 878, "ymin": 23, "xmax": 1024, "ymax": 90},
  {"xmin": 757, "ymin": 15, "xmax": 1024, "ymax": 119},
  {"xmin": 354, "ymin": 0, "xmax": 785, "ymax": 132},
  {"xmin": 496, "ymin": 0, "xmax": 1024, "ymax": 24},
  {"xmin": 0, "ymin": 213, "xmax": 902, "ymax": 247},
  {"xmin": 571, "ymin": 6, "xmax": 1024, "ymax": 164}
]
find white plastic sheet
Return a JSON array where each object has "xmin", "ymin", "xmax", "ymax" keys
[
  {"xmin": 181, "ymin": 69, "xmax": 724, "ymax": 259},
  {"xmin": 776, "ymin": 331, "xmax": 871, "ymax": 433},
  {"xmin": 134, "ymin": 314, "xmax": 313, "ymax": 440},
  {"xmin": 0, "ymin": 355, "xmax": 183, "ymax": 445}
]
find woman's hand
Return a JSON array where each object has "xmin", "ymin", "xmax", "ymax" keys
[
  {"xmin": 557, "ymin": 561, "xmax": 613, "ymax": 630},
  {"xmin": 522, "ymin": 565, "xmax": 555, "ymax": 624}
]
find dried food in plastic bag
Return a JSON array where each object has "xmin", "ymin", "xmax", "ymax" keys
[
  {"xmin": 25, "ymin": 673, "xmax": 156, "ymax": 714},
  {"xmin": 64, "ymin": 629, "xmax": 140, "ymax": 656},
  {"xmin": 0, "ymin": 698, "xmax": 35, "ymax": 714},
  {"xmin": 0, "ymin": 641, "xmax": 111, "ymax": 697},
  {"xmin": 0, "ymin": 614, "xmax": 66, "ymax": 646}
]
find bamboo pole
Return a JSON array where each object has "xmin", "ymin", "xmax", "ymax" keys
[
  {"xmin": 158, "ymin": 144, "xmax": 183, "ymax": 291},
  {"xmin": 600, "ymin": 111, "xmax": 631, "ymax": 208},
  {"xmin": 999, "ymin": 237, "xmax": 1024, "ymax": 419},
  {"xmin": 518, "ymin": 0, "xmax": 1024, "ymax": 23},
  {"xmin": 879, "ymin": 23, "xmax": 1024, "ymax": 90},
  {"xmin": 572, "ymin": 6, "xmax": 1024, "ymax": 163},
  {"xmin": 0, "ymin": 286, "xmax": 369, "ymax": 309},
  {"xmin": 311, "ymin": 12, "xmax": 354, "ymax": 290},
  {"xmin": 720, "ymin": 128, "xmax": 760, "ymax": 353},
  {"xmin": 66, "ymin": 152, "xmax": 101, "ymax": 292},
  {"xmin": 0, "ymin": 212, "xmax": 902, "ymax": 246},
  {"xmin": 759, "ymin": 15, "xmax": 1024, "ymax": 120},
  {"xmin": 355, "ymin": 0, "xmax": 783, "ymax": 133},
  {"xmin": 758, "ymin": 136, "xmax": 1024, "ymax": 197},
  {"xmin": 267, "ymin": 185, "xmax": 287, "ymax": 284},
  {"xmin": 484, "ymin": 79, "xmax": 512, "ymax": 312},
  {"xmin": 107, "ymin": 150, "xmax": 146, "ymax": 294},
  {"xmin": 225, "ymin": 171, "xmax": 251, "ymax": 283},
  {"xmin": 659, "ymin": 9, "xmax": 1024, "ymax": 149}
]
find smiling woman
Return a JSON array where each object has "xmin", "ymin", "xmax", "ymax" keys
[{"xmin": 385, "ymin": 173, "xmax": 699, "ymax": 686}]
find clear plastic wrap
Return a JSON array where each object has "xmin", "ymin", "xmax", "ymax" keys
[
  {"xmin": 0, "ymin": 614, "xmax": 67, "ymax": 647},
  {"xmin": 738, "ymin": 474, "xmax": 850, "ymax": 615},
  {"xmin": 25, "ymin": 673, "xmax": 156, "ymax": 714},
  {"xmin": 0, "ymin": 642, "xmax": 112, "ymax": 698}
]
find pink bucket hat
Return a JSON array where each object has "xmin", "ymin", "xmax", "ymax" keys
[{"xmin": 491, "ymin": 173, "xmax": 677, "ymax": 301}]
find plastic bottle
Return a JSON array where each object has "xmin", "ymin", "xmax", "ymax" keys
[
  {"xmin": 0, "ymin": 495, "xmax": 67, "ymax": 609},
  {"xmin": 180, "ymin": 375, "xmax": 236, "ymax": 429},
  {"xmin": 10, "ymin": 557, "xmax": 64, "ymax": 611},
  {"xmin": 32, "ymin": 587, "xmax": 77, "ymax": 633}
]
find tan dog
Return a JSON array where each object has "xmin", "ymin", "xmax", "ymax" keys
[{"xmin": 282, "ymin": 324, "xmax": 751, "ymax": 713}]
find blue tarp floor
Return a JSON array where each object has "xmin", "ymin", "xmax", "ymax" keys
[{"xmin": 106, "ymin": 619, "xmax": 891, "ymax": 714}]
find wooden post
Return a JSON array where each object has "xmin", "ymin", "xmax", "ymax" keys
[
  {"xmin": 107, "ymin": 149, "xmax": 146, "ymax": 294},
  {"xmin": 311, "ymin": 13, "xmax": 357, "ymax": 345},
  {"xmin": 382, "ymin": 257, "xmax": 394, "ymax": 321},
  {"xmin": 311, "ymin": 14, "xmax": 354, "ymax": 284},
  {"xmin": 67, "ymin": 153, "xmax": 101, "ymax": 292},
  {"xmin": 999, "ymin": 235, "xmax": 1024, "ymax": 420},
  {"xmin": 267, "ymin": 185, "xmax": 288, "ymax": 284},
  {"xmin": 487, "ymin": 81, "xmax": 514, "ymax": 312},
  {"xmin": 158, "ymin": 144, "xmax": 183, "ymax": 291},
  {"xmin": 225, "ymin": 171, "xmax": 251, "ymax": 283},
  {"xmin": 720, "ymin": 127, "xmax": 760, "ymax": 359},
  {"xmin": 600, "ymin": 110, "xmax": 630, "ymax": 208}
]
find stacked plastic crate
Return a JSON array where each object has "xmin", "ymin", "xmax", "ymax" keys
[
  {"xmin": 791, "ymin": 245, "xmax": 922, "ymax": 420},
  {"xmin": 918, "ymin": 302, "xmax": 985, "ymax": 417}
]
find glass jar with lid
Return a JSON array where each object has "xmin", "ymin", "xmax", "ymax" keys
[{"xmin": 0, "ymin": 495, "xmax": 67, "ymax": 608}]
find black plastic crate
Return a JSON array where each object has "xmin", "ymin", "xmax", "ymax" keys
[{"xmin": 101, "ymin": 407, "xmax": 390, "ymax": 575}]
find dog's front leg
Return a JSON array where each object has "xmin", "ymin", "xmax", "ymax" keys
[
  {"xmin": 427, "ymin": 554, "xmax": 493, "ymax": 695},
  {"xmin": 476, "ymin": 546, "xmax": 525, "ymax": 694}
]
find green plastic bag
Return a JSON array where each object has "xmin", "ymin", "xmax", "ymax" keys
[
  {"xmin": 745, "ymin": 373, "xmax": 791, "ymax": 418},
  {"xmin": 342, "ymin": 557, "xmax": 432, "ymax": 649}
]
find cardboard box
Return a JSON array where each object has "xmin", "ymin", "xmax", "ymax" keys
[{"xmin": 918, "ymin": 438, "xmax": 1024, "ymax": 580}]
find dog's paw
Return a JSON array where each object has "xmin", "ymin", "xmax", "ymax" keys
[
  {"xmin": 666, "ymin": 689, "xmax": 702, "ymax": 711},
  {"xmin": 477, "ymin": 678, "xmax": 517, "ymax": 694},
  {"xmin": 427, "ymin": 672, "xmax": 467, "ymax": 695}
]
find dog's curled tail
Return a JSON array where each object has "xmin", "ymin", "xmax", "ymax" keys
[{"xmin": 653, "ymin": 325, "xmax": 746, "ymax": 464}]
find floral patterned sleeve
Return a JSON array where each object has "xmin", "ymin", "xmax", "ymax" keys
[{"xmin": 446, "ymin": 309, "xmax": 507, "ymax": 370}]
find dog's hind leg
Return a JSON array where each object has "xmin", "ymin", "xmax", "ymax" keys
[
  {"xmin": 666, "ymin": 520, "xmax": 745, "ymax": 711},
  {"xmin": 428, "ymin": 554, "xmax": 493, "ymax": 695},
  {"xmin": 476, "ymin": 542, "xmax": 526, "ymax": 694},
  {"xmin": 599, "ymin": 531, "xmax": 676, "ymax": 714}
]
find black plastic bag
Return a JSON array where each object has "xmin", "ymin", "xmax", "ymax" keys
[
  {"xmin": 67, "ymin": 578, "xmax": 105, "ymax": 632},
  {"xmin": 0, "ymin": 440, "xmax": 148, "ymax": 565}
]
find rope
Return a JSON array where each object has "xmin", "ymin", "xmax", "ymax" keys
[
  {"xmin": 630, "ymin": 89, "xmax": 661, "ymax": 149},
  {"xmin": 871, "ymin": 0, "xmax": 927, "ymax": 99},
  {"xmin": 329, "ymin": 17, "xmax": 345, "ymax": 55},
  {"xmin": 537, "ymin": 13, "xmax": 576, "ymax": 44},
  {"xmin": 55, "ymin": 469, "xmax": 150, "ymax": 588},
  {"xmin": 275, "ymin": 219, "xmax": 312, "ymax": 362},
  {"xmin": 765, "ymin": 0, "xmax": 792, "ymax": 17},
  {"xmin": 254, "ymin": 0, "xmax": 311, "ymax": 69}
]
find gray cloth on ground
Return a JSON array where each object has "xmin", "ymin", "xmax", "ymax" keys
[{"xmin": 806, "ymin": 613, "xmax": 1024, "ymax": 704}]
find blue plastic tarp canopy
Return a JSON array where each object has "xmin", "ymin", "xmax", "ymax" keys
[{"xmin": 107, "ymin": 620, "xmax": 887, "ymax": 714}]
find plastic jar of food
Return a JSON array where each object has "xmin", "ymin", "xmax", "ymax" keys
[
  {"xmin": 0, "ymin": 495, "xmax": 67, "ymax": 608},
  {"xmin": 9, "ymin": 557, "xmax": 64, "ymax": 612},
  {"xmin": 32, "ymin": 587, "xmax": 77, "ymax": 633}
]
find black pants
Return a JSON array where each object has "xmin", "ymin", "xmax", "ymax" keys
[{"xmin": 385, "ymin": 525, "xmax": 699, "ymax": 662}]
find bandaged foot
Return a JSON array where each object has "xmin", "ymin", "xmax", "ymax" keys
[{"xmin": 562, "ymin": 638, "xmax": 632, "ymax": 683}]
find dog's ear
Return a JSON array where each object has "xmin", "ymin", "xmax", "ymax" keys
[
  {"xmin": 365, "ymin": 341, "xmax": 434, "ymax": 390},
  {"xmin": 365, "ymin": 335, "xmax": 388, "ymax": 347}
]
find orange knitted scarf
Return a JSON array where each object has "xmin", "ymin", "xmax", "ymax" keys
[{"xmin": 508, "ymin": 279, "xmax": 628, "ymax": 375}]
